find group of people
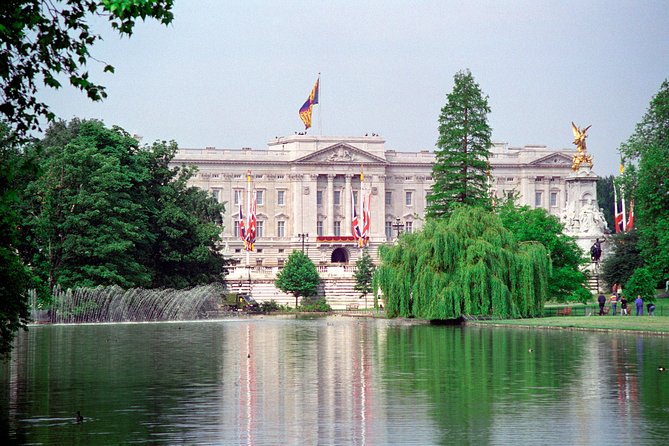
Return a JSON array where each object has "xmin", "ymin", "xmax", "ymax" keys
[{"xmin": 597, "ymin": 283, "xmax": 656, "ymax": 316}]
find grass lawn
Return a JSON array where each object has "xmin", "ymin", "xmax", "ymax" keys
[
  {"xmin": 470, "ymin": 294, "xmax": 669, "ymax": 334},
  {"xmin": 471, "ymin": 315, "xmax": 669, "ymax": 334}
]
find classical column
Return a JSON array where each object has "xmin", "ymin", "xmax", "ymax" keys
[
  {"xmin": 344, "ymin": 174, "xmax": 351, "ymax": 236},
  {"xmin": 327, "ymin": 174, "xmax": 335, "ymax": 235}
]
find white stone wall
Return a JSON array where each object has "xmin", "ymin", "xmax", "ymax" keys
[{"xmin": 172, "ymin": 136, "xmax": 600, "ymax": 266}]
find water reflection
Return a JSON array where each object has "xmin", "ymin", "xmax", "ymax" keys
[{"xmin": 1, "ymin": 318, "xmax": 668, "ymax": 445}]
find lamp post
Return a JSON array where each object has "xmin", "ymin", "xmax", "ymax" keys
[
  {"xmin": 298, "ymin": 233, "xmax": 309, "ymax": 253},
  {"xmin": 392, "ymin": 217, "xmax": 404, "ymax": 239}
]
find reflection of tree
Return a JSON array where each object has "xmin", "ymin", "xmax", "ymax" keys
[{"xmin": 381, "ymin": 326, "xmax": 586, "ymax": 443}]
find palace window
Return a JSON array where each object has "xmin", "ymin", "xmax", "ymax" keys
[
  {"xmin": 277, "ymin": 221, "xmax": 285, "ymax": 238},
  {"xmin": 256, "ymin": 221, "xmax": 264, "ymax": 238},
  {"xmin": 353, "ymin": 190, "xmax": 358, "ymax": 205},
  {"xmin": 334, "ymin": 221, "xmax": 341, "ymax": 236},
  {"xmin": 234, "ymin": 189, "xmax": 243, "ymax": 206},
  {"xmin": 317, "ymin": 220, "xmax": 323, "ymax": 236},
  {"xmin": 385, "ymin": 221, "xmax": 393, "ymax": 240},
  {"xmin": 256, "ymin": 190, "xmax": 264, "ymax": 206},
  {"xmin": 277, "ymin": 190, "xmax": 285, "ymax": 206},
  {"xmin": 550, "ymin": 191, "xmax": 558, "ymax": 207},
  {"xmin": 234, "ymin": 221, "xmax": 240, "ymax": 236},
  {"xmin": 535, "ymin": 192, "xmax": 543, "ymax": 207},
  {"xmin": 385, "ymin": 191, "xmax": 392, "ymax": 205},
  {"xmin": 317, "ymin": 190, "xmax": 323, "ymax": 205},
  {"xmin": 405, "ymin": 191, "xmax": 413, "ymax": 206},
  {"xmin": 334, "ymin": 190, "xmax": 341, "ymax": 205},
  {"xmin": 211, "ymin": 189, "xmax": 220, "ymax": 202},
  {"xmin": 405, "ymin": 221, "xmax": 413, "ymax": 233}
]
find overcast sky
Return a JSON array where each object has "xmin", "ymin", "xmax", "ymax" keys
[{"xmin": 39, "ymin": 0, "xmax": 669, "ymax": 176}]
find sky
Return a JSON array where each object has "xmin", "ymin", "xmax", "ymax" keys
[{"xmin": 39, "ymin": 0, "xmax": 669, "ymax": 176}]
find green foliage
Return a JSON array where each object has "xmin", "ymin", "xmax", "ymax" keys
[
  {"xmin": 497, "ymin": 203, "xmax": 588, "ymax": 302},
  {"xmin": 601, "ymin": 231, "xmax": 644, "ymax": 290},
  {"xmin": 596, "ymin": 175, "xmax": 615, "ymax": 230},
  {"xmin": 275, "ymin": 250, "xmax": 320, "ymax": 306},
  {"xmin": 619, "ymin": 80, "xmax": 669, "ymax": 283},
  {"xmin": 625, "ymin": 267, "xmax": 656, "ymax": 303},
  {"xmin": 259, "ymin": 300, "xmax": 283, "ymax": 313},
  {"xmin": 353, "ymin": 249, "xmax": 375, "ymax": 298},
  {"xmin": 0, "ymin": 125, "xmax": 33, "ymax": 357},
  {"xmin": 376, "ymin": 207, "xmax": 550, "ymax": 320},
  {"xmin": 426, "ymin": 69, "xmax": 493, "ymax": 219},
  {"xmin": 299, "ymin": 297, "xmax": 331, "ymax": 312},
  {"xmin": 16, "ymin": 119, "xmax": 228, "ymax": 291},
  {"xmin": 0, "ymin": 0, "xmax": 174, "ymax": 136}
]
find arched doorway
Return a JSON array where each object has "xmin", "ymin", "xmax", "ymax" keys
[{"xmin": 331, "ymin": 247, "xmax": 349, "ymax": 263}]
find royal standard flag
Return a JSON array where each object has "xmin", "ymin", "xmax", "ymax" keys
[{"xmin": 299, "ymin": 76, "xmax": 319, "ymax": 129}]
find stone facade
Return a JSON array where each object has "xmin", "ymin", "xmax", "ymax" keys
[{"xmin": 172, "ymin": 135, "xmax": 606, "ymax": 267}]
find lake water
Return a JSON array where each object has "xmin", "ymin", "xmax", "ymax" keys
[{"xmin": 1, "ymin": 316, "xmax": 668, "ymax": 445}]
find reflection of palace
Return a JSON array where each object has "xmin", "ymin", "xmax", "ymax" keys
[{"xmin": 174, "ymin": 134, "xmax": 600, "ymax": 266}]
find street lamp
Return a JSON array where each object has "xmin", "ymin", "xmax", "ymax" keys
[
  {"xmin": 298, "ymin": 233, "xmax": 309, "ymax": 253},
  {"xmin": 392, "ymin": 218, "xmax": 404, "ymax": 239}
]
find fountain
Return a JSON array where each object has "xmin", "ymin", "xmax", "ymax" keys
[{"xmin": 30, "ymin": 284, "xmax": 226, "ymax": 324}]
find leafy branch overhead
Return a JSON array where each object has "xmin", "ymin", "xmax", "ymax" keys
[{"xmin": 0, "ymin": 0, "xmax": 174, "ymax": 136}]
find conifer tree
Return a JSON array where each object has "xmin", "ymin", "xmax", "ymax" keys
[{"xmin": 426, "ymin": 70, "xmax": 493, "ymax": 219}]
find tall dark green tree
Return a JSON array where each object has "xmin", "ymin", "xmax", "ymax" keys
[
  {"xmin": 275, "ymin": 250, "xmax": 320, "ymax": 308},
  {"xmin": 596, "ymin": 175, "xmax": 615, "ymax": 231},
  {"xmin": 619, "ymin": 80, "xmax": 669, "ymax": 283},
  {"xmin": 17, "ymin": 119, "xmax": 227, "ymax": 292},
  {"xmin": 426, "ymin": 69, "xmax": 493, "ymax": 219},
  {"xmin": 601, "ymin": 231, "xmax": 644, "ymax": 291},
  {"xmin": 0, "ymin": 126, "xmax": 33, "ymax": 357}
]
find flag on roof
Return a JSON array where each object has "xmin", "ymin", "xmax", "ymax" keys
[{"xmin": 299, "ymin": 76, "xmax": 319, "ymax": 129}]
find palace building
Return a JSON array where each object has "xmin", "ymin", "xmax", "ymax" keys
[{"xmin": 172, "ymin": 134, "xmax": 602, "ymax": 268}]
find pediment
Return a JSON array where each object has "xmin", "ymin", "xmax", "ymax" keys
[
  {"xmin": 529, "ymin": 153, "xmax": 573, "ymax": 166},
  {"xmin": 295, "ymin": 143, "xmax": 386, "ymax": 164}
]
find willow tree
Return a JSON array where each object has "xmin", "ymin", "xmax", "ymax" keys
[
  {"xmin": 426, "ymin": 69, "xmax": 493, "ymax": 219},
  {"xmin": 374, "ymin": 207, "xmax": 550, "ymax": 320}
]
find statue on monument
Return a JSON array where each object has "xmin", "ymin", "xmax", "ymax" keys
[{"xmin": 571, "ymin": 122, "xmax": 593, "ymax": 171}]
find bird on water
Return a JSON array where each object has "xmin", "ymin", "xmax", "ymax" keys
[{"xmin": 76, "ymin": 411, "xmax": 84, "ymax": 423}]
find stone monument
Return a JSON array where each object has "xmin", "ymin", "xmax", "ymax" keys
[{"xmin": 561, "ymin": 123, "xmax": 608, "ymax": 260}]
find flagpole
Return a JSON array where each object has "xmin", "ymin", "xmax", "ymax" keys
[
  {"xmin": 318, "ymin": 72, "xmax": 322, "ymax": 137},
  {"xmin": 621, "ymin": 184, "xmax": 627, "ymax": 232},
  {"xmin": 246, "ymin": 170, "xmax": 251, "ymax": 267}
]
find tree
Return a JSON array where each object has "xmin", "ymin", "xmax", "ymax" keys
[
  {"xmin": 601, "ymin": 231, "xmax": 644, "ymax": 291},
  {"xmin": 17, "ymin": 119, "xmax": 227, "ymax": 292},
  {"xmin": 498, "ymin": 203, "xmax": 589, "ymax": 302},
  {"xmin": 426, "ymin": 69, "xmax": 492, "ymax": 219},
  {"xmin": 0, "ymin": 127, "xmax": 33, "ymax": 357},
  {"xmin": 275, "ymin": 250, "xmax": 320, "ymax": 308},
  {"xmin": 619, "ymin": 80, "xmax": 669, "ymax": 283},
  {"xmin": 354, "ymin": 249, "xmax": 375, "ymax": 303},
  {"xmin": 625, "ymin": 267, "xmax": 656, "ymax": 303},
  {"xmin": 0, "ymin": 0, "xmax": 174, "ymax": 136},
  {"xmin": 374, "ymin": 207, "xmax": 549, "ymax": 320},
  {"xmin": 596, "ymin": 175, "xmax": 615, "ymax": 231}
]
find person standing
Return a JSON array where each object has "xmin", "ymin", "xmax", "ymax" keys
[
  {"xmin": 598, "ymin": 292, "xmax": 606, "ymax": 316},
  {"xmin": 635, "ymin": 295, "xmax": 644, "ymax": 316},
  {"xmin": 609, "ymin": 293, "xmax": 618, "ymax": 316},
  {"xmin": 620, "ymin": 296, "xmax": 628, "ymax": 315}
]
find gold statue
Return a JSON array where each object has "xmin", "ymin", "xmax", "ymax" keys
[{"xmin": 571, "ymin": 122, "xmax": 593, "ymax": 171}]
